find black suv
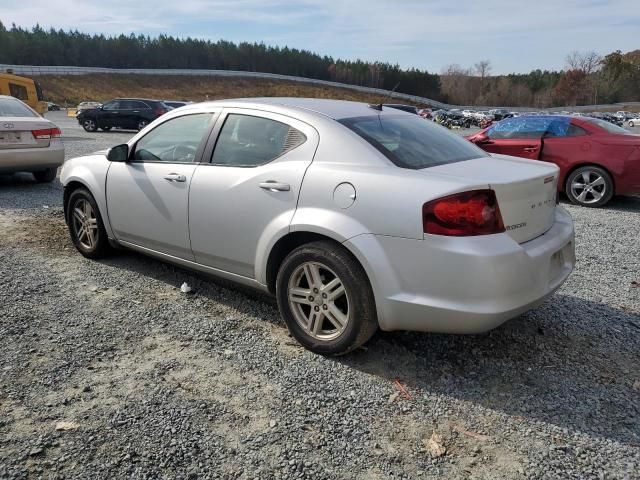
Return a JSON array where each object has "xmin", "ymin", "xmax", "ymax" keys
[{"xmin": 77, "ymin": 98, "xmax": 169, "ymax": 132}]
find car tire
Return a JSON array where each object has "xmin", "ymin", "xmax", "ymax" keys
[
  {"xmin": 66, "ymin": 188, "xmax": 111, "ymax": 259},
  {"xmin": 101, "ymin": 126, "xmax": 112, "ymax": 131},
  {"xmin": 137, "ymin": 119, "xmax": 148, "ymax": 131},
  {"xmin": 565, "ymin": 166, "xmax": 614, "ymax": 208},
  {"xmin": 82, "ymin": 118, "xmax": 97, "ymax": 132},
  {"xmin": 276, "ymin": 241, "xmax": 378, "ymax": 355},
  {"xmin": 33, "ymin": 168, "xmax": 57, "ymax": 183},
  {"xmin": 630, "ymin": 121, "xmax": 636, "ymax": 127}
]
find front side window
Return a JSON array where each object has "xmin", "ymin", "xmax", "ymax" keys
[
  {"xmin": 133, "ymin": 113, "xmax": 213, "ymax": 163},
  {"xmin": 102, "ymin": 101, "xmax": 121, "ymax": 111},
  {"xmin": 0, "ymin": 97, "xmax": 37, "ymax": 117},
  {"xmin": 488, "ymin": 117, "xmax": 578, "ymax": 139},
  {"xmin": 340, "ymin": 114, "xmax": 486, "ymax": 169},
  {"xmin": 211, "ymin": 114, "xmax": 306, "ymax": 167}
]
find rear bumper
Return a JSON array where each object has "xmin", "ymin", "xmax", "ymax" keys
[
  {"xmin": 0, "ymin": 141, "xmax": 65, "ymax": 174},
  {"xmin": 345, "ymin": 207, "xmax": 575, "ymax": 333}
]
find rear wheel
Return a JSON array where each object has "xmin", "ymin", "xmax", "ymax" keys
[
  {"xmin": 565, "ymin": 166, "xmax": 613, "ymax": 207},
  {"xmin": 137, "ymin": 119, "xmax": 148, "ymax": 131},
  {"xmin": 66, "ymin": 188, "xmax": 111, "ymax": 258},
  {"xmin": 33, "ymin": 168, "xmax": 57, "ymax": 183},
  {"xmin": 630, "ymin": 121, "xmax": 636, "ymax": 127},
  {"xmin": 276, "ymin": 241, "xmax": 378, "ymax": 355},
  {"xmin": 82, "ymin": 118, "xmax": 97, "ymax": 132}
]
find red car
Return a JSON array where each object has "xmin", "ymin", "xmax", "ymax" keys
[{"xmin": 467, "ymin": 115, "xmax": 640, "ymax": 207}]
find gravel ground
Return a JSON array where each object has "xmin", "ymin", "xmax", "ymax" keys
[{"xmin": 0, "ymin": 112, "xmax": 639, "ymax": 479}]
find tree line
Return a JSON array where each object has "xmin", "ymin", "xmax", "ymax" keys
[{"xmin": 0, "ymin": 22, "xmax": 638, "ymax": 107}]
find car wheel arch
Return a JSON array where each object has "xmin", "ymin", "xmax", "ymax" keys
[
  {"xmin": 562, "ymin": 162, "xmax": 616, "ymax": 195},
  {"xmin": 264, "ymin": 231, "xmax": 372, "ymax": 297}
]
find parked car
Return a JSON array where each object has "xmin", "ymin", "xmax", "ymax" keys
[
  {"xmin": 76, "ymin": 98, "xmax": 170, "ymax": 132},
  {"xmin": 628, "ymin": 116, "xmax": 640, "ymax": 128},
  {"xmin": 163, "ymin": 100, "xmax": 191, "ymax": 109},
  {"xmin": 61, "ymin": 98, "xmax": 575, "ymax": 355},
  {"xmin": 47, "ymin": 102, "xmax": 61, "ymax": 111},
  {"xmin": 0, "ymin": 95, "xmax": 64, "ymax": 182},
  {"xmin": 76, "ymin": 101, "xmax": 102, "ymax": 114},
  {"xmin": 467, "ymin": 115, "xmax": 640, "ymax": 207}
]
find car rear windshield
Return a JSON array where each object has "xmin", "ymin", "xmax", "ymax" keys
[
  {"xmin": 0, "ymin": 98, "xmax": 38, "ymax": 117},
  {"xmin": 584, "ymin": 117, "xmax": 631, "ymax": 135},
  {"xmin": 339, "ymin": 114, "xmax": 487, "ymax": 169}
]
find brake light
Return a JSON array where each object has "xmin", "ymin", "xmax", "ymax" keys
[
  {"xmin": 423, "ymin": 189, "xmax": 505, "ymax": 236},
  {"xmin": 31, "ymin": 127, "xmax": 61, "ymax": 140},
  {"xmin": 154, "ymin": 108, "xmax": 166, "ymax": 117}
]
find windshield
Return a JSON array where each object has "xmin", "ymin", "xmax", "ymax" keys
[
  {"xmin": 339, "ymin": 114, "xmax": 487, "ymax": 169},
  {"xmin": 585, "ymin": 117, "xmax": 631, "ymax": 135},
  {"xmin": 0, "ymin": 98, "xmax": 38, "ymax": 117}
]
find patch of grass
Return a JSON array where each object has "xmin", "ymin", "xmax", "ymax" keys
[{"xmin": 38, "ymin": 74, "xmax": 427, "ymax": 107}]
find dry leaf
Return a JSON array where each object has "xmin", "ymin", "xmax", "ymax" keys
[
  {"xmin": 55, "ymin": 421, "xmax": 79, "ymax": 431},
  {"xmin": 424, "ymin": 433, "xmax": 447, "ymax": 457}
]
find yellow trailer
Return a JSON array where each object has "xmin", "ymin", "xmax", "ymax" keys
[{"xmin": 0, "ymin": 71, "xmax": 48, "ymax": 115}]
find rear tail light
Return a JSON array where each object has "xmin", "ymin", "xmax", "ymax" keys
[
  {"xmin": 423, "ymin": 189, "xmax": 505, "ymax": 236},
  {"xmin": 32, "ymin": 127, "xmax": 61, "ymax": 140},
  {"xmin": 154, "ymin": 108, "xmax": 166, "ymax": 117}
]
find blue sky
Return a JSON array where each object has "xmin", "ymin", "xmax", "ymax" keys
[{"xmin": 2, "ymin": 0, "xmax": 638, "ymax": 73}]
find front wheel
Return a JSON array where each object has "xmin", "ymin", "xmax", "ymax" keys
[
  {"xmin": 66, "ymin": 188, "xmax": 111, "ymax": 258},
  {"xmin": 565, "ymin": 166, "xmax": 614, "ymax": 207},
  {"xmin": 33, "ymin": 168, "xmax": 57, "ymax": 183},
  {"xmin": 82, "ymin": 118, "xmax": 97, "ymax": 132},
  {"xmin": 630, "ymin": 121, "xmax": 636, "ymax": 128},
  {"xmin": 276, "ymin": 241, "xmax": 378, "ymax": 355}
]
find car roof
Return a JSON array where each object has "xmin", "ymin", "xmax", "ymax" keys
[
  {"xmin": 196, "ymin": 97, "xmax": 413, "ymax": 120},
  {"xmin": 114, "ymin": 98, "xmax": 163, "ymax": 102}
]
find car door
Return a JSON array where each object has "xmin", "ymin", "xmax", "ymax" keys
[
  {"xmin": 116, "ymin": 100, "xmax": 137, "ymax": 129},
  {"xmin": 189, "ymin": 109, "xmax": 318, "ymax": 278},
  {"xmin": 99, "ymin": 100, "xmax": 122, "ymax": 128},
  {"xmin": 479, "ymin": 117, "xmax": 544, "ymax": 160},
  {"xmin": 106, "ymin": 112, "xmax": 217, "ymax": 259},
  {"xmin": 539, "ymin": 120, "xmax": 590, "ymax": 171}
]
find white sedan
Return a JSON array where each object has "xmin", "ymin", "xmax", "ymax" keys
[
  {"xmin": 60, "ymin": 98, "xmax": 575, "ymax": 355},
  {"xmin": 0, "ymin": 95, "xmax": 64, "ymax": 182}
]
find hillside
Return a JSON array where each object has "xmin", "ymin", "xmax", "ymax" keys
[{"xmin": 37, "ymin": 74, "xmax": 427, "ymax": 107}]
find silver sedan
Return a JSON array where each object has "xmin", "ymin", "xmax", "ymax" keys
[
  {"xmin": 60, "ymin": 98, "xmax": 575, "ymax": 355},
  {"xmin": 0, "ymin": 95, "xmax": 64, "ymax": 181}
]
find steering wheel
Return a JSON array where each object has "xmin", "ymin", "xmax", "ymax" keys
[{"xmin": 169, "ymin": 144, "xmax": 198, "ymax": 162}]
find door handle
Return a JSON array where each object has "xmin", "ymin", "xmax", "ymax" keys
[
  {"xmin": 523, "ymin": 147, "xmax": 539, "ymax": 152},
  {"xmin": 259, "ymin": 181, "xmax": 290, "ymax": 192},
  {"xmin": 164, "ymin": 173, "xmax": 187, "ymax": 182}
]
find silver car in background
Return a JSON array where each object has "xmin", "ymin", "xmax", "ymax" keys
[
  {"xmin": 0, "ymin": 95, "xmax": 64, "ymax": 182},
  {"xmin": 60, "ymin": 98, "xmax": 575, "ymax": 355}
]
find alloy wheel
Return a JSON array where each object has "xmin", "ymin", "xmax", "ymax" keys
[
  {"xmin": 287, "ymin": 261, "xmax": 350, "ymax": 341},
  {"xmin": 71, "ymin": 198, "xmax": 99, "ymax": 250},
  {"xmin": 570, "ymin": 170, "xmax": 607, "ymax": 205},
  {"xmin": 83, "ymin": 119, "xmax": 96, "ymax": 131}
]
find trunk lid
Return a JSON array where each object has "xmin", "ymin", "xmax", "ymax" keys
[
  {"xmin": 0, "ymin": 117, "xmax": 53, "ymax": 150},
  {"xmin": 427, "ymin": 154, "xmax": 559, "ymax": 243}
]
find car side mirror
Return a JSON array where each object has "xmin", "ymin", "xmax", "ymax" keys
[{"xmin": 107, "ymin": 144, "xmax": 129, "ymax": 162}]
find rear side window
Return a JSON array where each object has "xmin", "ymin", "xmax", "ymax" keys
[
  {"xmin": 211, "ymin": 114, "xmax": 306, "ymax": 167},
  {"xmin": 8, "ymin": 83, "xmax": 28, "ymax": 101},
  {"xmin": 0, "ymin": 97, "xmax": 37, "ymax": 117},
  {"xmin": 339, "ymin": 114, "xmax": 486, "ymax": 169},
  {"xmin": 584, "ymin": 117, "xmax": 631, "ymax": 135}
]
